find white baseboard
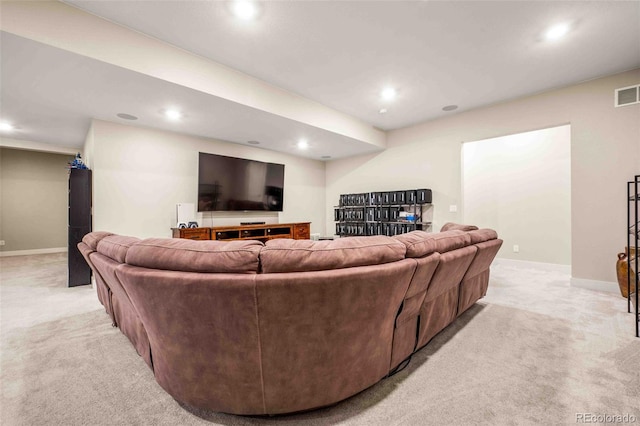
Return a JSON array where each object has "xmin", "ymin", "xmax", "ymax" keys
[
  {"xmin": 0, "ymin": 247, "xmax": 67, "ymax": 257},
  {"xmin": 493, "ymin": 257, "xmax": 571, "ymax": 274},
  {"xmin": 570, "ymin": 277, "xmax": 619, "ymax": 294}
]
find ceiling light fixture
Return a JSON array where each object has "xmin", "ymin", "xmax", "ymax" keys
[
  {"xmin": 381, "ymin": 87, "xmax": 397, "ymax": 101},
  {"xmin": 321, "ymin": 155, "xmax": 332, "ymax": 159},
  {"xmin": 117, "ymin": 113, "xmax": 138, "ymax": 120},
  {"xmin": 545, "ymin": 23, "xmax": 570, "ymax": 41},
  {"xmin": 164, "ymin": 109, "xmax": 182, "ymax": 121},
  {"xmin": 379, "ymin": 108, "xmax": 388, "ymax": 114},
  {"xmin": 232, "ymin": 0, "xmax": 258, "ymax": 20},
  {"xmin": 247, "ymin": 140, "xmax": 260, "ymax": 145},
  {"xmin": 297, "ymin": 139, "xmax": 309, "ymax": 150},
  {"xmin": 0, "ymin": 122, "xmax": 15, "ymax": 132},
  {"xmin": 442, "ymin": 105, "xmax": 458, "ymax": 112}
]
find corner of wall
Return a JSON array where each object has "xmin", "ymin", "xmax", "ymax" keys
[{"xmin": 82, "ymin": 121, "xmax": 95, "ymax": 170}]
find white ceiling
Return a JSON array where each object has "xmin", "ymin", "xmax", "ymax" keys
[{"xmin": 2, "ymin": 1, "xmax": 639, "ymax": 159}]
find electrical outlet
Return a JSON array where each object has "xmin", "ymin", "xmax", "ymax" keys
[
  {"xmin": 0, "ymin": 240, "xmax": 5, "ymax": 246},
  {"xmin": 513, "ymin": 244, "xmax": 519, "ymax": 253},
  {"xmin": 449, "ymin": 205, "xmax": 457, "ymax": 212}
]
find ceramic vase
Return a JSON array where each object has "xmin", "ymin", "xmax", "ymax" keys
[{"xmin": 616, "ymin": 247, "xmax": 637, "ymax": 298}]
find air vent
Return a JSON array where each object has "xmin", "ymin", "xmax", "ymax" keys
[{"xmin": 615, "ymin": 84, "xmax": 639, "ymax": 107}]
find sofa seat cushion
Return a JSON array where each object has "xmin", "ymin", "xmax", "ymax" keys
[
  {"xmin": 126, "ymin": 238, "xmax": 263, "ymax": 274},
  {"xmin": 97, "ymin": 235, "xmax": 141, "ymax": 263},
  {"xmin": 260, "ymin": 236, "xmax": 406, "ymax": 273},
  {"xmin": 82, "ymin": 231, "xmax": 114, "ymax": 251}
]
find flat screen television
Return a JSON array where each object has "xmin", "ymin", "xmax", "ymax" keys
[{"xmin": 198, "ymin": 152, "xmax": 285, "ymax": 212}]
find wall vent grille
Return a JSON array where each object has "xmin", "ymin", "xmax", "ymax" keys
[{"xmin": 615, "ymin": 84, "xmax": 639, "ymax": 107}]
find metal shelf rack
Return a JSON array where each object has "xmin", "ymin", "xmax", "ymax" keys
[
  {"xmin": 334, "ymin": 189, "xmax": 433, "ymax": 237},
  {"xmin": 627, "ymin": 175, "xmax": 639, "ymax": 337}
]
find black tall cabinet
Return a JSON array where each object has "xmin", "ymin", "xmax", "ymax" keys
[{"xmin": 68, "ymin": 168, "xmax": 92, "ymax": 287}]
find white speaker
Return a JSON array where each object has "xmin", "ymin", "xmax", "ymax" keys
[{"xmin": 176, "ymin": 203, "xmax": 195, "ymax": 228}]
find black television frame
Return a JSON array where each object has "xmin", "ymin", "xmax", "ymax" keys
[{"xmin": 197, "ymin": 152, "xmax": 285, "ymax": 212}]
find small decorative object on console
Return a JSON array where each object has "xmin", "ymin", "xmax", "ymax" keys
[
  {"xmin": 176, "ymin": 203, "xmax": 196, "ymax": 229},
  {"xmin": 68, "ymin": 153, "xmax": 88, "ymax": 170}
]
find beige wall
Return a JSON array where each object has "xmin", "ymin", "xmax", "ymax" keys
[
  {"xmin": 85, "ymin": 120, "xmax": 326, "ymax": 238},
  {"xmin": 0, "ymin": 148, "xmax": 73, "ymax": 252},
  {"xmin": 326, "ymin": 69, "xmax": 640, "ymax": 283},
  {"xmin": 463, "ymin": 125, "xmax": 571, "ymax": 265}
]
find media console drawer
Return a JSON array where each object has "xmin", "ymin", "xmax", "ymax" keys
[
  {"xmin": 172, "ymin": 228, "xmax": 211, "ymax": 240},
  {"xmin": 293, "ymin": 223, "xmax": 310, "ymax": 240},
  {"xmin": 266, "ymin": 227, "xmax": 291, "ymax": 237}
]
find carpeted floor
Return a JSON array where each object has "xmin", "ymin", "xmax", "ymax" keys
[{"xmin": 1, "ymin": 253, "xmax": 638, "ymax": 425}]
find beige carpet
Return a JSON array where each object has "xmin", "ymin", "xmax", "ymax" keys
[{"xmin": 1, "ymin": 254, "xmax": 638, "ymax": 425}]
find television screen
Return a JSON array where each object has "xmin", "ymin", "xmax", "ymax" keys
[{"xmin": 198, "ymin": 152, "xmax": 285, "ymax": 212}]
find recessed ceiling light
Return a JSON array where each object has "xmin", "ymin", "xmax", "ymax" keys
[
  {"xmin": 545, "ymin": 23, "xmax": 570, "ymax": 41},
  {"xmin": 381, "ymin": 87, "xmax": 397, "ymax": 101},
  {"xmin": 297, "ymin": 140, "xmax": 309, "ymax": 150},
  {"xmin": 442, "ymin": 105, "xmax": 458, "ymax": 112},
  {"xmin": 321, "ymin": 155, "xmax": 332, "ymax": 159},
  {"xmin": 247, "ymin": 140, "xmax": 260, "ymax": 145},
  {"xmin": 232, "ymin": 0, "xmax": 258, "ymax": 20},
  {"xmin": 164, "ymin": 109, "xmax": 182, "ymax": 121},
  {"xmin": 379, "ymin": 108, "xmax": 388, "ymax": 114},
  {"xmin": 117, "ymin": 113, "xmax": 138, "ymax": 120},
  {"xmin": 0, "ymin": 122, "xmax": 14, "ymax": 132}
]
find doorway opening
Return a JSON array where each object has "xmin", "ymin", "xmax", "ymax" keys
[{"xmin": 462, "ymin": 124, "xmax": 571, "ymax": 265}]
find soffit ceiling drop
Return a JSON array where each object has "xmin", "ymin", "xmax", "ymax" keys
[{"xmin": 0, "ymin": 32, "xmax": 380, "ymax": 159}]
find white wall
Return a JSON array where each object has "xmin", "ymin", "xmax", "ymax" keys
[
  {"xmin": 463, "ymin": 125, "xmax": 571, "ymax": 265},
  {"xmin": 85, "ymin": 120, "xmax": 326, "ymax": 238},
  {"xmin": 326, "ymin": 69, "xmax": 640, "ymax": 283}
]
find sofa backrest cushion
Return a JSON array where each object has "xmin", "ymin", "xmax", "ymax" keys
[
  {"xmin": 260, "ymin": 236, "xmax": 406, "ymax": 273},
  {"xmin": 440, "ymin": 222, "xmax": 479, "ymax": 232},
  {"xmin": 463, "ymin": 238, "xmax": 503, "ymax": 280},
  {"xmin": 125, "ymin": 238, "xmax": 263, "ymax": 274},
  {"xmin": 82, "ymin": 231, "xmax": 114, "ymax": 251},
  {"xmin": 432, "ymin": 230, "xmax": 472, "ymax": 253},
  {"xmin": 392, "ymin": 231, "xmax": 437, "ymax": 258},
  {"xmin": 394, "ymin": 230, "xmax": 471, "ymax": 257},
  {"xmin": 96, "ymin": 235, "xmax": 141, "ymax": 263},
  {"xmin": 254, "ymin": 259, "xmax": 416, "ymax": 412},
  {"xmin": 468, "ymin": 228, "xmax": 498, "ymax": 244}
]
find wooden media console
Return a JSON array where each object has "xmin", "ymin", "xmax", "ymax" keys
[{"xmin": 172, "ymin": 222, "xmax": 311, "ymax": 242}]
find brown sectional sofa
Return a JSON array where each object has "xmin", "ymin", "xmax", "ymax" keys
[{"xmin": 78, "ymin": 225, "xmax": 502, "ymax": 415}]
